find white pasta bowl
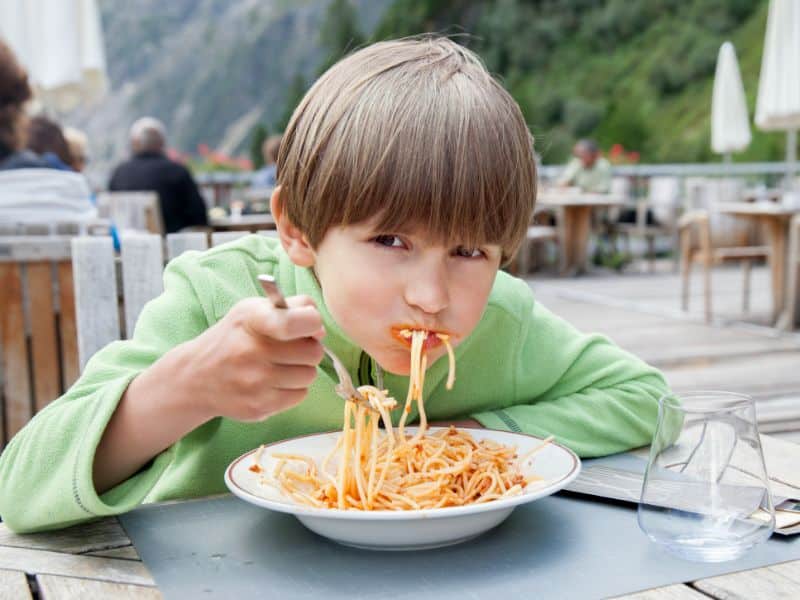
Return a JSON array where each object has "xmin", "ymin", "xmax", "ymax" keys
[{"xmin": 225, "ymin": 427, "xmax": 580, "ymax": 551}]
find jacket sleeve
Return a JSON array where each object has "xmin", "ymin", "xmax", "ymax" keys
[
  {"xmin": 471, "ymin": 296, "xmax": 669, "ymax": 457},
  {"xmin": 0, "ymin": 254, "xmax": 212, "ymax": 533}
]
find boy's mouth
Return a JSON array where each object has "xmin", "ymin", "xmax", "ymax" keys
[{"xmin": 390, "ymin": 326, "xmax": 454, "ymax": 350}]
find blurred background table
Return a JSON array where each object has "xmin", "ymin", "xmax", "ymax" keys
[
  {"xmin": 537, "ymin": 188, "xmax": 625, "ymax": 275},
  {"xmin": 716, "ymin": 202, "xmax": 800, "ymax": 324}
]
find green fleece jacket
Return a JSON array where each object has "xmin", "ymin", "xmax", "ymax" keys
[{"xmin": 0, "ymin": 235, "xmax": 668, "ymax": 533}]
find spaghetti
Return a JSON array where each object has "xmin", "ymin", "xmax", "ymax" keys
[{"xmin": 258, "ymin": 329, "xmax": 552, "ymax": 510}]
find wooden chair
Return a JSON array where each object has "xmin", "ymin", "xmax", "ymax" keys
[
  {"xmin": 510, "ymin": 225, "xmax": 559, "ymax": 276},
  {"xmin": 0, "ymin": 237, "xmax": 79, "ymax": 445},
  {"xmin": 96, "ymin": 191, "xmax": 164, "ymax": 235},
  {"xmin": 0, "ymin": 231, "xmax": 269, "ymax": 444},
  {"xmin": 612, "ymin": 176, "xmax": 682, "ymax": 272},
  {"xmin": 72, "ymin": 231, "xmax": 277, "ymax": 370},
  {"xmin": 782, "ymin": 214, "xmax": 800, "ymax": 331},
  {"xmin": 71, "ymin": 232, "xmax": 210, "ymax": 368},
  {"xmin": 679, "ymin": 178, "xmax": 769, "ymax": 322}
]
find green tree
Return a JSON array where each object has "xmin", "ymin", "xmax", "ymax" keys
[
  {"xmin": 248, "ymin": 123, "xmax": 269, "ymax": 169},
  {"xmin": 276, "ymin": 73, "xmax": 308, "ymax": 132},
  {"xmin": 318, "ymin": 0, "xmax": 365, "ymax": 73}
]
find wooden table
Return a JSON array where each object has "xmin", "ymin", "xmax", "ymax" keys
[
  {"xmin": 2, "ymin": 511, "xmax": 798, "ymax": 599},
  {"xmin": 716, "ymin": 202, "xmax": 800, "ymax": 324},
  {"xmin": 537, "ymin": 189, "xmax": 625, "ymax": 275},
  {"xmin": 209, "ymin": 213, "xmax": 275, "ymax": 232},
  {"xmin": 742, "ymin": 188, "xmax": 784, "ymax": 203}
]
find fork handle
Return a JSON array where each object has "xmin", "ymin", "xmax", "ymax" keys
[{"xmin": 258, "ymin": 275, "xmax": 289, "ymax": 309}]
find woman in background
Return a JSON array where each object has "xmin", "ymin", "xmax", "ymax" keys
[{"xmin": 0, "ymin": 39, "xmax": 47, "ymax": 170}]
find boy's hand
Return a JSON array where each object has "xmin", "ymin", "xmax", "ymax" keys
[{"xmin": 180, "ymin": 295, "xmax": 325, "ymax": 422}]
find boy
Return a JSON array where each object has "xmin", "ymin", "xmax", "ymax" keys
[{"xmin": 0, "ymin": 38, "xmax": 668, "ymax": 533}]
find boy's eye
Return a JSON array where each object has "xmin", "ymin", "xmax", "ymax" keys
[
  {"xmin": 372, "ymin": 235, "xmax": 405, "ymax": 248},
  {"xmin": 454, "ymin": 246, "xmax": 485, "ymax": 259}
]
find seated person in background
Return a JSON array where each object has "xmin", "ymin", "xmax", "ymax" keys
[
  {"xmin": 251, "ymin": 134, "xmax": 281, "ymax": 188},
  {"xmin": 64, "ymin": 126, "xmax": 90, "ymax": 172},
  {"xmin": 0, "ymin": 40, "xmax": 47, "ymax": 170},
  {"xmin": 26, "ymin": 116, "xmax": 73, "ymax": 171},
  {"xmin": 0, "ymin": 40, "xmax": 96, "ymax": 226},
  {"xmin": 109, "ymin": 117, "xmax": 209, "ymax": 233},
  {"xmin": 556, "ymin": 139, "xmax": 611, "ymax": 193}
]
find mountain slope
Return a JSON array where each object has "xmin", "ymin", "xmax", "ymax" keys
[{"xmin": 72, "ymin": 0, "xmax": 388, "ymax": 177}]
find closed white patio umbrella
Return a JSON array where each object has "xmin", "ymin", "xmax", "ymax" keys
[
  {"xmin": 0, "ymin": 0, "xmax": 108, "ymax": 113},
  {"xmin": 755, "ymin": 0, "xmax": 800, "ymax": 187},
  {"xmin": 711, "ymin": 41, "xmax": 751, "ymax": 161}
]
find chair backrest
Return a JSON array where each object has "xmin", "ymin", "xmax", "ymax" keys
[
  {"xmin": 72, "ymin": 231, "xmax": 243, "ymax": 370},
  {"xmin": 0, "ymin": 236, "xmax": 78, "ymax": 445},
  {"xmin": 647, "ymin": 176, "xmax": 682, "ymax": 225},
  {"xmin": 0, "ymin": 220, "xmax": 111, "ymax": 236},
  {"xmin": 684, "ymin": 177, "xmax": 752, "ymax": 246},
  {"xmin": 0, "ymin": 231, "xmax": 281, "ymax": 443},
  {"xmin": 610, "ymin": 176, "xmax": 631, "ymax": 201},
  {"xmin": 97, "ymin": 191, "xmax": 164, "ymax": 235},
  {"xmin": 72, "ymin": 232, "xmax": 287, "ymax": 373}
]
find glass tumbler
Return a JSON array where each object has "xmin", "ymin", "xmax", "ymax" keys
[{"xmin": 638, "ymin": 391, "xmax": 775, "ymax": 562}]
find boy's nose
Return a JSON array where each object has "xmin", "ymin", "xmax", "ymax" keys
[{"xmin": 403, "ymin": 261, "xmax": 450, "ymax": 316}]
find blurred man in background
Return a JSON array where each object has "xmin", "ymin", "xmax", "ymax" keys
[
  {"xmin": 556, "ymin": 139, "xmax": 611, "ymax": 193},
  {"xmin": 109, "ymin": 117, "xmax": 208, "ymax": 233}
]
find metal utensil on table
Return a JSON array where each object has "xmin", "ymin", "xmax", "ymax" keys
[{"xmin": 257, "ymin": 274, "xmax": 367, "ymax": 405}]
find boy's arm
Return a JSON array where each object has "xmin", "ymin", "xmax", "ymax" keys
[
  {"xmin": 0, "ymin": 256, "xmax": 211, "ymax": 533},
  {"xmin": 471, "ymin": 296, "xmax": 669, "ymax": 457}
]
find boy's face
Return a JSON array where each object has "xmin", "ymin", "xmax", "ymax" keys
[{"xmin": 308, "ymin": 219, "xmax": 502, "ymax": 376}]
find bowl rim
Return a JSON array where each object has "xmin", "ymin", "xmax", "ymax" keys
[{"xmin": 224, "ymin": 427, "xmax": 581, "ymax": 521}]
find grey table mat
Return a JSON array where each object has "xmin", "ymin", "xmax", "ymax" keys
[{"xmin": 121, "ymin": 453, "xmax": 800, "ymax": 600}]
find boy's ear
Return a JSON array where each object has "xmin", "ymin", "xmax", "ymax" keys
[{"xmin": 270, "ymin": 186, "xmax": 316, "ymax": 267}]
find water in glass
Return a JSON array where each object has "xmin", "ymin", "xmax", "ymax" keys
[{"xmin": 637, "ymin": 391, "xmax": 775, "ymax": 562}]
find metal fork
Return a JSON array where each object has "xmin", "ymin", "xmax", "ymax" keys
[{"xmin": 257, "ymin": 275, "xmax": 367, "ymax": 405}]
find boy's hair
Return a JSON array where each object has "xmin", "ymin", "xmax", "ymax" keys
[{"xmin": 278, "ymin": 37, "xmax": 537, "ymax": 263}]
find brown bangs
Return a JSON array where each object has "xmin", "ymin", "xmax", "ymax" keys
[{"xmin": 278, "ymin": 37, "xmax": 537, "ymax": 263}]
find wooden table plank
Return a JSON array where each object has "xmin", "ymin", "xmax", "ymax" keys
[
  {"xmin": 0, "ymin": 568, "xmax": 33, "ymax": 600},
  {"xmin": 86, "ymin": 546, "xmax": 140, "ymax": 560},
  {"xmin": 613, "ymin": 583, "xmax": 708, "ymax": 599},
  {"xmin": 769, "ymin": 560, "xmax": 800, "ymax": 586},
  {"xmin": 692, "ymin": 562, "xmax": 800, "ymax": 599},
  {"xmin": 0, "ymin": 546, "xmax": 154, "ymax": 586},
  {"xmin": 0, "ymin": 519, "xmax": 130, "ymax": 554},
  {"xmin": 37, "ymin": 574, "xmax": 162, "ymax": 600}
]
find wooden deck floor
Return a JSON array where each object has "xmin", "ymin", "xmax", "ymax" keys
[{"xmin": 526, "ymin": 262, "xmax": 800, "ymax": 444}]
